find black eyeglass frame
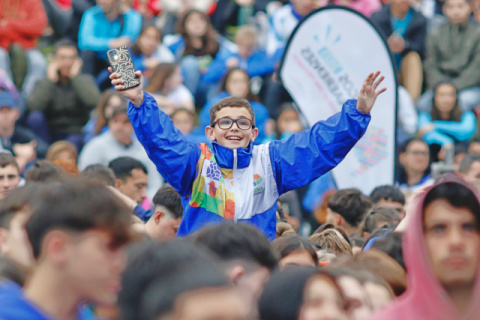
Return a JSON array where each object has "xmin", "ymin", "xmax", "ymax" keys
[{"xmin": 210, "ymin": 117, "xmax": 255, "ymax": 130}]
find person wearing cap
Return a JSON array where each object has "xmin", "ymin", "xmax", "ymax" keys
[{"xmin": 0, "ymin": 90, "xmax": 48, "ymax": 172}]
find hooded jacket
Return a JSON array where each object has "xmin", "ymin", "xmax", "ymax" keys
[
  {"xmin": 370, "ymin": 180, "xmax": 480, "ymax": 320},
  {"xmin": 128, "ymin": 92, "xmax": 370, "ymax": 240}
]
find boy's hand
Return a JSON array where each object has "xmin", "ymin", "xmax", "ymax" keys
[
  {"xmin": 356, "ymin": 71, "xmax": 386, "ymax": 114},
  {"xmin": 109, "ymin": 67, "xmax": 145, "ymax": 106}
]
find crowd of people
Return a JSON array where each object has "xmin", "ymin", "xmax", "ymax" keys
[{"xmin": 1, "ymin": 0, "xmax": 480, "ymax": 319}]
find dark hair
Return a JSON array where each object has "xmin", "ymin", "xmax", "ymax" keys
[
  {"xmin": 272, "ymin": 236, "xmax": 318, "ymax": 264},
  {"xmin": 145, "ymin": 63, "xmax": 178, "ymax": 93},
  {"xmin": 313, "ymin": 224, "xmax": 352, "ymax": 247},
  {"xmin": 327, "ymin": 188, "xmax": 372, "ymax": 227},
  {"xmin": 152, "ymin": 184, "xmax": 183, "ymax": 219},
  {"xmin": 0, "ymin": 153, "xmax": 18, "ymax": 171},
  {"xmin": 190, "ymin": 222, "xmax": 278, "ymax": 270},
  {"xmin": 459, "ymin": 154, "xmax": 480, "ymax": 174},
  {"xmin": 170, "ymin": 107, "xmax": 195, "ymax": 121},
  {"xmin": 370, "ymin": 232, "xmax": 405, "ymax": 270},
  {"xmin": 309, "ymin": 230, "xmax": 352, "ymax": 256},
  {"xmin": 0, "ymin": 183, "xmax": 45, "ymax": 229},
  {"xmin": 350, "ymin": 236, "xmax": 366, "ymax": 248},
  {"xmin": 177, "ymin": 9, "xmax": 219, "ymax": 58},
  {"xmin": 110, "ymin": 104, "xmax": 129, "ymax": 120},
  {"xmin": 370, "ymin": 185, "xmax": 405, "ymax": 205},
  {"xmin": 53, "ymin": 39, "xmax": 77, "ymax": 54},
  {"xmin": 108, "ymin": 157, "xmax": 148, "ymax": 182},
  {"xmin": 94, "ymin": 90, "xmax": 127, "ymax": 135},
  {"xmin": 423, "ymin": 182, "xmax": 480, "ymax": 227},
  {"xmin": 81, "ymin": 164, "xmax": 116, "ymax": 187},
  {"xmin": 209, "ymin": 96, "xmax": 255, "ymax": 126},
  {"xmin": 362, "ymin": 206, "xmax": 401, "ymax": 235},
  {"xmin": 118, "ymin": 239, "xmax": 229, "ymax": 320},
  {"xmin": 131, "ymin": 23, "xmax": 162, "ymax": 56},
  {"xmin": 431, "ymin": 80, "xmax": 461, "ymax": 122},
  {"xmin": 25, "ymin": 179, "xmax": 133, "ymax": 259},
  {"xmin": 219, "ymin": 68, "xmax": 257, "ymax": 102},
  {"xmin": 24, "ymin": 160, "xmax": 67, "ymax": 183}
]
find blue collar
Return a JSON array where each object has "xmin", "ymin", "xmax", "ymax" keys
[{"xmin": 211, "ymin": 142, "xmax": 253, "ymax": 169}]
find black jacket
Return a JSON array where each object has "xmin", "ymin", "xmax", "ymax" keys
[{"xmin": 371, "ymin": 5, "xmax": 428, "ymax": 59}]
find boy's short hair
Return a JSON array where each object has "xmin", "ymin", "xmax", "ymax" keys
[
  {"xmin": 152, "ymin": 184, "xmax": 183, "ymax": 219},
  {"xmin": 109, "ymin": 105, "xmax": 129, "ymax": 122},
  {"xmin": 53, "ymin": 39, "xmax": 77, "ymax": 54},
  {"xmin": 81, "ymin": 164, "xmax": 116, "ymax": 187},
  {"xmin": 423, "ymin": 182, "xmax": 480, "ymax": 226},
  {"xmin": 234, "ymin": 25, "xmax": 258, "ymax": 43},
  {"xmin": 190, "ymin": 222, "xmax": 278, "ymax": 270},
  {"xmin": 25, "ymin": 178, "xmax": 134, "ymax": 259},
  {"xmin": 328, "ymin": 188, "xmax": 372, "ymax": 227},
  {"xmin": 108, "ymin": 157, "xmax": 148, "ymax": 181},
  {"xmin": 362, "ymin": 206, "xmax": 401, "ymax": 234},
  {"xmin": 209, "ymin": 97, "xmax": 255, "ymax": 126},
  {"xmin": 0, "ymin": 153, "xmax": 19, "ymax": 171},
  {"xmin": 370, "ymin": 185, "xmax": 405, "ymax": 205},
  {"xmin": 24, "ymin": 160, "xmax": 67, "ymax": 183},
  {"xmin": 119, "ymin": 239, "xmax": 229, "ymax": 320},
  {"xmin": 170, "ymin": 107, "xmax": 195, "ymax": 120}
]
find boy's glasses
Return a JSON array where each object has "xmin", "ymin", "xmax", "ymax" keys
[{"xmin": 211, "ymin": 117, "xmax": 255, "ymax": 130}]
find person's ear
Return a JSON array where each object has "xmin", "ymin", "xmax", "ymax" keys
[
  {"xmin": 250, "ymin": 127, "xmax": 259, "ymax": 142},
  {"xmin": 0, "ymin": 228, "xmax": 9, "ymax": 253},
  {"xmin": 205, "ymin": 126, "xmax": 216, "ymax": 142},
  {"xmin": 335, "ymin": 214, "xmax": 344, "ymax": 227},
  {"xmin": 115, "ymin": 179, "xmax": 123, "ymax": 189},
  {"xmin": 43, "ymin": 230, "xmax": 69, "ymax": 267},
  {"xmin": 154, "ymin": 210, "xmax": 165, "ymax": 225},
  {"xmin": 226, "ymin": 265, "xmax": 245, "ymax": 285}
]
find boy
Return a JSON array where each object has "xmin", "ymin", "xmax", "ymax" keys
[
  {"xmin": 110, "ymin": 69, "xmax": 385, "ymax": 240},
  {"xmin": 0, "ymin": 179, "xmax": 133, "ymax": 320}
]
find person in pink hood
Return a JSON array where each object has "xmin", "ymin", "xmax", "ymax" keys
[{"xmin": 371, "ymin": 177, "xmax": 480, "ymax": 320}]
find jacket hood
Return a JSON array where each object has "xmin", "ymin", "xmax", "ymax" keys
[{"xmin": 372, "ymin": 177, "xmax": 480, "ymax": 319}]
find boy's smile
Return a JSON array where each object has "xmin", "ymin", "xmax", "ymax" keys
[{"xmin": 206, "ymin": 107, "xmax": 258, "ymax": 149}]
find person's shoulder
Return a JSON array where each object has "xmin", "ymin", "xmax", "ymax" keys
[
  {"xmin": 0, "ymin": 281, "xmax": 48, "ymax": 320},
  {"xmin": 84, "ymin": 5, "xmax": 102, "ymax": 17},
  {"xmin": 123, "ymin": 8, "xmax": 142, "ymax": 19}
]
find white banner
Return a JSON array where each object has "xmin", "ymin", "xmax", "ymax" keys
[{"xmin": 279, "ymin": 6, "xmax": 397, "ymax": 194}]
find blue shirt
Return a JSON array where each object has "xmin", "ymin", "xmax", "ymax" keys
[
  {"xmin": 78, "ymin": 6, "xmax": 142, "ymax": 59},
  {"xmin": 391, "ymin": 9, "xmax": 413, "ymax": 67},
  {"xmin": 0, "ymin": 280, "xmax": 94, "ymax": 320}
]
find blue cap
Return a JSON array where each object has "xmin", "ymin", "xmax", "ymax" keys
[{"xmin": 0, "ymin": 90, "xmax": 17, "ymax": 108}]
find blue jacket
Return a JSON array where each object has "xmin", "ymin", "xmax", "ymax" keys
[
  {"xmin": 196, "ymin": 91, "xmax": 270, "ymax": 144},
  {"xmin": 0, "ymin": 280, "xmax": 94, "ymax": 320},
  {"xmin": 128, "ymin": 93, "xmax": 370, "ymax": 240},
  {"xmin": 418, "ymin": 111, "xmax": 476, "ymax": 146},
  {"xmin": 201, "ymin": 50, "xmax": 276, "ymax": 84},
  {"xmin": 78, "ymin": 6, "xmax": 142, "ymax": 58}
]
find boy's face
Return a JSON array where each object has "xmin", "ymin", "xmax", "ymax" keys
[
  {"xmin": 424, "ymin": 199, "xmax": 480, "ymax": 289},
  {"xmin": 444, "ymin": 0, "xmax": 471, "ymax": 25},
  {"xmin": 0, "ymin": 164, "xmax": 21, "ymax": 199},
  {"xmin": 236, "ymin": 37, "xmax": 256, "ymax": 59},
  {"xmin": 59, "ymin": 230, "xmax": 127, "ymax": 306},
  {"xmin": 205, "ymin": 107, "xmax": 258, "ymax": 149}
]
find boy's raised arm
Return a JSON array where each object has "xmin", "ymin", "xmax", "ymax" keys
[
  {"xmin": 110, "ymin": 69, "xmax": 201, "ymax": 195},
  {"xmin": 270, "ymin": 71, "xmax": 386, "ymax": 195}
]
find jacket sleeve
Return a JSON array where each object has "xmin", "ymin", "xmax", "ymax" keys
[
  {"xmin": 201, "ymin": 51, "xmax": 232, "ymax": 84},
  {"xmin": 246, "ymin": 51, "xmax": 276, "ymax": 77},
  {"xmin": 27, "ymin": 79, "xmax": 55, "ymax": 112},
  {"xmin": 78, "ymin": 10, "xmax": 111, "ymax": 51},
  {"xmin": 269, "ymin": 99, "xmax": 370, "ymax": 195},
  {"xmin": 451, "ymin": 35, "xmax": 480, "ymax": 91},
  {"xmin": 433, "ymin": 111, "xmax": 476, "ymax": 141},
  {"xmin": 71, "ymin": 75, "xmax": 100, "ymax": 111},
  {"xmin": 423, "ymin": 130, "xmax": 454, "ymax": 146},
  {"xmin": 127, "ymin": 92, "xmax": 201, "ymax": 196},
  {"xmin": 424, "ymin": 30, "xmax": 445, "ymax": 89},
  {"xmin": 5, "ymin": 0, "xmax": 47, "ymax": 38},
  {"xmin": 120, "ymin": 11, "xmax": 142, "ymax": 42}
]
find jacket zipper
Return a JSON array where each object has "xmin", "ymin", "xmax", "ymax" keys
[{"xmin": 233, "ymin": 148, "xmax": 238, "ymax": 222}]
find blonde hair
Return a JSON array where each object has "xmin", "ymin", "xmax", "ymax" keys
[
  {"xmin": 234, "ymin": 25, "xmax": 258, "ymax": 43},
  {"xmin": 46, "ymin": 141, "xmax": 78, "ymax": 164}
]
